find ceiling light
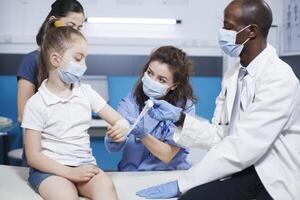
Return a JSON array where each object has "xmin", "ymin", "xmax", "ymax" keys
[{"xmin": 86, "ymin": 17, "xmax": 181, "ymax": 25}]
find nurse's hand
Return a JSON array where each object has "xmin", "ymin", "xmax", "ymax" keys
[
  {"xmin": 129, "ymin": 119, "xmax": 149, "ymax": 139},
  {"xmin": 149, "ymin": 98, "xmax": 182, "ymax": 123},
  {"xmin": 107, "ymin": 124, "xmax": 128, "ymax": 143},
  {"xmin": 136, "ymin": 180, "xmax": 180, "ymax": 199}
]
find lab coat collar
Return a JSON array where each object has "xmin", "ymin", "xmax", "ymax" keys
[
  {"xmin": 38, "ymin": 79, "xmax": 82, "ymax": 106},
  {"xmin": 243, "ymin": 44, "xmax": 276, "ymax": 77},
  {"xmin": 225, "ymin": 44, "xmax": 277, "ymax": 120}
]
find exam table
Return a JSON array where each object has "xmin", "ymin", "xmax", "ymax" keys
[{"xmin": 0, "ymin": 165, "xmax": 184, "ymax": 200}]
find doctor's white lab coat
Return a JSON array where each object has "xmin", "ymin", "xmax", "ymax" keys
[{"xmin": 174, "ymin": 45, "xmax": 300, "ymax": 200}]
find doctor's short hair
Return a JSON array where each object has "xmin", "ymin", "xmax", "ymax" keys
[
  {"xmin": 231, "ymin": 0, "xmax": 273, "ymax": 38},
  {"xmin": 134, "ymin": 46, "xmax": 197, "ymax": 111},
  {"xmin": 37, "ymin": 20, "xmax": 86, "ymax": 86},
  {"xmin": 36, "ymin": 0, "xmax": 84, "ymax": 46}
]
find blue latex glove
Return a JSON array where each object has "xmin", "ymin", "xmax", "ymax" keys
[
  {"xmin": 149, "ymin": 98, "xmax": 182, "ymax": 123},
  {"xmin": 129, "ymin": 118, "xmax": 149, "ymax": 139},
  {"xmin": 136, "ymin": 180, "xmax": 180, "ymax": 199},
  {"xmin": 129, "ymin": 116, "xmax": 158, "ymax": 139}
]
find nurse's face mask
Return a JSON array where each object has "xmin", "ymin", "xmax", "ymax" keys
[
  {"xmin": 57, "ymin": 56, "xmax": 87, "ymax": 84},
  {"xmin": 142, "ymin": 72, "xmax": 170, "ymax": 99},
  {"xmin": 219, "ymin": 25, "xmax": 251, "ymax": 57}
]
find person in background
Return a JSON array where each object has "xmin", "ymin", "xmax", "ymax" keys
[
  {"xmin": 17, "ymin": 0, "xmax": 85, "ymax": 123},
  {"xmin": 105, "ymin": 46, "xmax": 197, "ymax": 171},
  {"xmin": 22, "ymin": 20, "xmax": 128, "ymax": 200},
  {"xmin": 136, "ymin": 0, "xmax": 300, "ymax": 199}
]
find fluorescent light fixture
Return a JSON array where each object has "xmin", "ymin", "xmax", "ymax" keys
[{"xmin": 86, "ymin": 17, "xmax": 181, "ymax": 25}]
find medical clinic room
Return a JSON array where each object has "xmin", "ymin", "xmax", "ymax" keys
[{"xmin": 1, "ymin": 0, "xmax": 300, "ymax": 199}]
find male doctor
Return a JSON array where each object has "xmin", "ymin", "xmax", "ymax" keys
[{"xmin": 136, "ymin": 0, "xmax": 300, "ymax": 199}]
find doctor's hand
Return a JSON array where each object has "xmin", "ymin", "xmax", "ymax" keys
[
  {"xmin": 149, "ymin": 98, "xmax": 182, "ymax": 123},
  {"xmin": 136, "ymin": 180, "xmax": 180, "ymax": 199}
]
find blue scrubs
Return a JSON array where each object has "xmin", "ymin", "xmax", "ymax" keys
[
  {"xmin": 16, "ymin": 50, "xmax": 39, "ymax": 166},
  {"xmin": 105, "ymin": 92, "xmax": 195, "ymax": 171},
  {"xmin": 17, "ymin": 50, "xmax": 39, "ymax": 88}
]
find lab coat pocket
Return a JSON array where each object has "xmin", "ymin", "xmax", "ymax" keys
[
  {"xmin": 214, "ymin": 85, "xmax": 230, "ymax": 137},
  {"xmin": 218, "ymin": 123, "xmax": 229, "ymax": 137},
  {"xmin": 217, "ymin": 103, "xmax": 230, "ymax": 137}
]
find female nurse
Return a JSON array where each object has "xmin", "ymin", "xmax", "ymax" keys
[{"xmin": 105, "ymin": 46, "xmax": 197, "ymax": 171}]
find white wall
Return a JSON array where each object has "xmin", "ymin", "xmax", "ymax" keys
[{"xmin": 0, "ymin": 0, "xmax": 282, "ymax": 56}]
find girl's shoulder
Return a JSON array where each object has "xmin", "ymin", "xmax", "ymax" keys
[
  {"xmin": 25, "ymin": 91, "xmax": 46, "ymax": 110},
  {"xmin": 77, "ymin": 83, "xmax": 92, "ymax": 91},
  {"xmin": 76, "ymin": 83, "xmax": 99, "ymax": 97},
  {"xmin": 76, "ymin": 83, "xmax": 107, "ymax": 105}
]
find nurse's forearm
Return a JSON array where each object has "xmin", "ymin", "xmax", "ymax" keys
[
  {"xmin": 17, "ymin": 79, "xmax": 35, "ymax": 123},
  {"xmin": 141, "ymin": 135, "xmax": 180, "ymax": 163}
]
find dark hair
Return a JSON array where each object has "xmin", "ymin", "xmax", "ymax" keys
[
  {"xmin": 36, "ymin": 0, "xmax": 84, "ymax": 46},
  {"xmin": 133, "ymin": 46, "xmax": 197, "ymax": 111},
  {"xmin": 38, "ymin": 20, "xmax": 86, "ymax": 86},
  {"xmin": 232, "ymin": 0, "xmax": 273, "ymax": 38}
]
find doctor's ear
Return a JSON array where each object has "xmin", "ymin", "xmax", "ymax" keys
[
  {"xmin": 248, "ymin": 24, "xmax": 258, "ymax": 39},
  {"xmin": 49, "ymin": 52, "xmax": 62, "ymax": 68}
]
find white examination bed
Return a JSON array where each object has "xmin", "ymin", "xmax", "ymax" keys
[{"xmin": 0, "ymin": 165, "xmax": 184, "ymax": 200}]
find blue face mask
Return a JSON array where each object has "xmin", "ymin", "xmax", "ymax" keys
[
  {"xmin": 219, "ymin": 25, "xmax": 251, "ymax": 57},
  {"xmin": 57, "ymin": 60, "xmax": 87, "ymax": 84},
  {"xmin": 141, "ymin": 73, "xmax": 169, "ymax": 99}
]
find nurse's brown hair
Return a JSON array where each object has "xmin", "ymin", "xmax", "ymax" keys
[
  {"xmin": 134, "ymin": 46, "xmax": 197, "ymax": 111},
  {"xmin": 36, "ymin": 0, "xmax": 84, "ymax": 46}
]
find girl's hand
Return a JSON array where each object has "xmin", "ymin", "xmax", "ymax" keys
[
  {"xmin": 67, "ymin": 165, "xmax": 100, "ymax": 183},
  {"xmin": 106, "ymin": 124, "xmax": 128, "ymax": 143}
]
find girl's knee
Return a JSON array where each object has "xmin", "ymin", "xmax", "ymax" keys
[
  {"xmin": 82, "ymin": 173, "xmax": 117, "ymax": 200},
  {"xmin": 96, "ymin": 172, "xmax": 115, "ymax": 189}
]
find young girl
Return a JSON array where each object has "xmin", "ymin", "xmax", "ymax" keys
[
  {"xmin": 22, "ymin": 21, "xmax": 129, "ymax": 200},
  {"xmin": 105, "ymin": 46, "xmax": 197, "ymax": 171},
  {"xmin": 17, "ymin": 0, "xmax": 85, "ymax": 123}
]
